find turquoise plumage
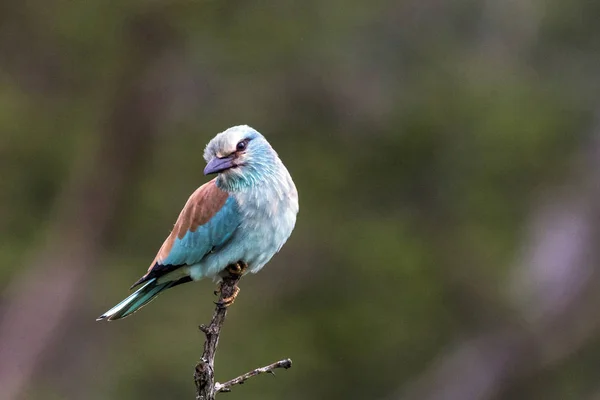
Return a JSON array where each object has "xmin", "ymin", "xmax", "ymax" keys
[{"xmin": 97, "ymin": 125, "xmax": 299, "ymax": 321}]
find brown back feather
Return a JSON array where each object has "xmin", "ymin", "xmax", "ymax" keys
[{"xmin": 130, "ymin": 179, "xmax": 229, "ymax": 289}]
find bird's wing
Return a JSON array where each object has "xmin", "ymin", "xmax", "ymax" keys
[{"xmin": 130, "ymin": 179, "xmax": 240, "ymax": 289}]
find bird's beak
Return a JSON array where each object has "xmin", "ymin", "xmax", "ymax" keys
[{"xmin": 204, "ymin": 155, "xmax": 235, "ymax": 175}]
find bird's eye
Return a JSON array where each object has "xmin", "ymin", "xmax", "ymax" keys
[{"xmin": 236, "ymin": 140, "xmax": 249, "ymax": 151}]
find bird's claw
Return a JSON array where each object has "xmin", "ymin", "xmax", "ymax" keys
[
  {"xmin": 213, "ymin": 261, "xmax": 245, "ymax": 305},
  {"xmin": 214, "ymin": 286, "xmax": 241, "ymax": 308},
  {"xmin": 226, "ymin": 261, "xmax": 248, "ymax": 277}
]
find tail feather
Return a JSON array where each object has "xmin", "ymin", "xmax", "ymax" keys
[{"xmin": 97, "ymin": 278, "xmax": 173, "ymax": 321}]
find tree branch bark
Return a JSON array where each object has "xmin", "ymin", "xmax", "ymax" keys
[
  {"xmin": 194, "ymin": 265, "xmax": 292, "ymax": 400},
  {"xmin": 215, "ymin": 359, "xmax": 293, "ymax": 393}
]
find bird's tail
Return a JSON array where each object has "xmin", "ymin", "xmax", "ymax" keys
[{"xmin": 97, "ymin": 278, "xmax": 174, "ymax": 321}]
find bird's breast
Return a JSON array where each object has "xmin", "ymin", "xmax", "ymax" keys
[{"xmin": 233, "ymin": 181, "xmax": 298, "ymax": 273}]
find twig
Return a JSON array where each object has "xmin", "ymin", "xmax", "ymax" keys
[
  {"xmin": 193, "ymin": 263, "xmax": 292, "ymax": 399},
  {"xmin": 215, "ymin": 358, "xmax": 293, "ymax": 393}
]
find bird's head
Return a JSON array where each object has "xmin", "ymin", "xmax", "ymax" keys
[{"xmin": 203, "ymin": 125, "xmax": 280, "ymax": 190}]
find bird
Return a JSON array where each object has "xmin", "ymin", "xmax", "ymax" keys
[{"xmin": 97, "ymin": 125, "xmax": 299, "ymax": 321}]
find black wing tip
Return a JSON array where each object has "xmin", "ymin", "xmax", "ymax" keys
[
  {"xmin": 130, "ymin": 272, "xmax": 155, "ymax": 290},
  {"xmin": 129, "ymin": 277, "xmax": 146, "ymax": 290},
  {"xmin": 131, "ymin": 263, "xmax": 181, "ymax": 290}
]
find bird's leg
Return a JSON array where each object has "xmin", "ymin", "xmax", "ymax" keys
[
  {"xmin": 213, "ymin": 261, "xmax": 247, "ymax": 306},
  {"xmin": 214, "ymin": 261, "xmax": 246, "ymax": 296},
  {"xmin": 226, "ymin": 261, "xmax": 248, "ymax": 277}
]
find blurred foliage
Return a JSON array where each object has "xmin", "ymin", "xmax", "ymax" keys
[{"xmin": 1, "ymin": 0, "xmax": 599, "ymax": 399}]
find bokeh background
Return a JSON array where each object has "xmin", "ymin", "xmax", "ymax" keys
[{"xmin": 2, "ymin": 1, "xmax": 600, "ymax": 399}]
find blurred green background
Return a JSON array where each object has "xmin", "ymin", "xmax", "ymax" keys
[{"xmin": 2, "ymin": 1, "xmax": 600, "ymax": 399}]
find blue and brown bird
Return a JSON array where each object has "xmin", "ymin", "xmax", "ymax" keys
[{"xmin": 97, "ymin": 125, "xmax": 299, "ymax": 321}]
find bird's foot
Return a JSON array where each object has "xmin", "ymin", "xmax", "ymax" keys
[
  {"xmin": 226, "ymin": 261, "xmax": 248, "ymax": 277},
  {"xmin": 215, "ymin": 286, "xmax": 241, "ymax": 308}
]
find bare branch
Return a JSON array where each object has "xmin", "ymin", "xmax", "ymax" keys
[
  {"xmin": 194, "ymin": 271, "xmax": 240, "ymax": 399},
  {"xmin": 215, "ymin": 359, "xmax": 293, "ymax": 393},
  {"xmin": 193, "ymin": 264, "xmax": 292, "ymax": 399}
]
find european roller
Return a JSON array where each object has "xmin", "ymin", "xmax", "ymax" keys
[{"xmin": 97, "ymin": 125, "xmax": 298, "ymax": 321}]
